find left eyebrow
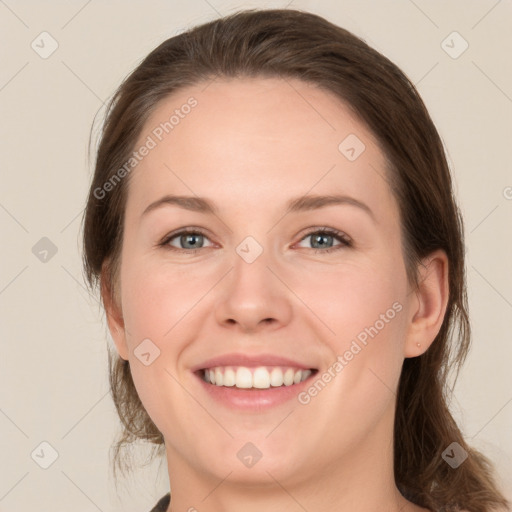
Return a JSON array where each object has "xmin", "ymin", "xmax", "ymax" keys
[{"xmin": 285, "ymin": 194, "xmax": 376, "ymax": 223}]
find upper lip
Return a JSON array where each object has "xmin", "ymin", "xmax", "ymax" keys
[{"xmin": 191, "ymin": 353, "xmax": 318, "ymax": 372}]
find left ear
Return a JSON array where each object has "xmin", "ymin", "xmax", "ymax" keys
[{"xmin": 404, "ymin": 249, "xmax": 449, "ymax": 358}]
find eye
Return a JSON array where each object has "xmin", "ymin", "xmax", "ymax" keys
[
  {"xmin": 296, "ymin": 228, "xmax": 352, "ymax": 253},
  {"xmin": 159, "ymin": 229, "xmax": 214, "ymax": 252},
  {"xmin": 158, "ymin": 227, "xmax": 351, "ymax": 254}
]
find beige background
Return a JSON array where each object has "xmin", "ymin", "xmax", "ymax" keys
[{"xmin": 1, "ymin": 1, "xmax": 511, "ymax": 510}]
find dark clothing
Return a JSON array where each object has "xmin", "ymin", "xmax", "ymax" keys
[{"xmin": 149, "ymin": 493, "xmax": 170, "ymax": 512}]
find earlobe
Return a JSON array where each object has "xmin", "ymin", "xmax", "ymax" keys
[
  {"xmin": 100, "ymin": 264, "xmax": 130, "ymax": 361},
  {"xmin": 404, "ymin": 249, "xmax": 449, "ymax": 358}
]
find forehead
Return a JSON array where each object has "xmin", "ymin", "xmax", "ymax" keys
[{"xmin": 126, "ymin": 77, "xmax": 396, "ymax": 221}]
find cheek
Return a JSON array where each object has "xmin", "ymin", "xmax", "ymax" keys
[
  {"xmin": 119, "ymin": 254, "xmax": 212, "ymax": 346},
  {"xmin": 294, "ymin": 265, "xmax": 406, "ymax": 439},
  {"xmin": 294, "ymin": 257, "xmax": 407, "ymax": 401},
  {"xmin": 292, "ymin": 257, "xmax": 406, "ymax": 342},
  {"xmin": 118, "ymin": 258, "xmax": 203, "ymax": 439}
]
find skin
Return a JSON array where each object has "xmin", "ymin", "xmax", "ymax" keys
[{"xmin": 102, "ymin": 77, "xmax": 448, "ymax": 512}]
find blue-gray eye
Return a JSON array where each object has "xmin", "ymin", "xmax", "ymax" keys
[
  {"xmin": 163, "ymin": 230, "xmax": 213, "ymax": 250},
  {"xmin": 297, "ymin": 229, "xmax": 351, "ymax": 252}
]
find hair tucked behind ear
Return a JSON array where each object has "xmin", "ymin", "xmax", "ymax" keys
[{"xmin": 82, "ymin": 8, "xmax": 509, "ymax": 511}]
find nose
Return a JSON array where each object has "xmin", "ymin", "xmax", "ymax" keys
[{"xmin": 214, "ymin": 246, "xmax": 293, "ymax": 333}]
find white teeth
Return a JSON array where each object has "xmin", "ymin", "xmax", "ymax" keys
[
  {"xmin": 202, "ymin": 366, "xmax": 313, "ymax": 389},
  {"xmin": 283, "ymin": 368, "xmax": 294, "ymax": 386},
  {"xmin": 236, "ymin": 367, "xmax": 253, "ymax": 388},
  {"xmin": 223, "ymin": 367, "xmax": 236, "ymax": 386},
  {"xmin": 270, "ymin": 367, "xmax": 284, "ymax": 387},
  {"xmin": 253, "ymin": 367, "xmax": 270, "ymax": 389},
  {"xmin": 214, "ymin": 368, "xmax": 223, "ymax": 386}
]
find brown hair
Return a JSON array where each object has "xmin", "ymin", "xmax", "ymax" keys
[{"xmin": 82, "ymin": 8, "xmax": 509, "ymax": 511}]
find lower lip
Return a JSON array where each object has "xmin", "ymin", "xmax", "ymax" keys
[{"xmin": 194, "ymin": 372, "xmax": 315, "ymax": 410}]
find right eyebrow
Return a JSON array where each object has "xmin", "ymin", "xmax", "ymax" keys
[{"xmin": 141, "ymin": 195, "xmax": 218, "ymax": 218}]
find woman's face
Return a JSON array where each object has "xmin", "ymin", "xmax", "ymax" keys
[{"xmin": 107, "ymin": 77, "xmax": 422, "ymax": 486}]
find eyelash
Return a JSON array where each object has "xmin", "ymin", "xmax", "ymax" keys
[
  {"xmin": 299, "ymin": 228, "xmax": 352, "ymax": 253},
  {"xmin": 158, "ymin": 227, "xmax": 352, "ymax": 254}
]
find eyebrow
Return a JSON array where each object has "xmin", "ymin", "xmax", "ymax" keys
[{"xmin": 141, "ymin": 193, "xmax": 376, "ymax": 222}]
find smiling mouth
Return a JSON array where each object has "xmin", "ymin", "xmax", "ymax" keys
[{"xmin": 198, "ymin": 366, "xmax": 318, "ymax": 389}]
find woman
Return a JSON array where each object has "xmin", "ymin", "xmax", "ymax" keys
[{"xmin": 82, "ymin": 8, "xmax": 509, "ymax": 512}]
